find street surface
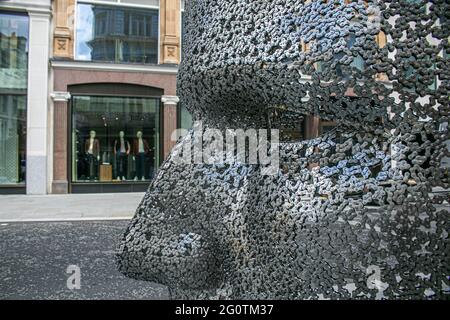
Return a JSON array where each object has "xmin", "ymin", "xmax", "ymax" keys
[{"xmin": 0, "ymin": 220, "xmax": 169, "ymax": 299}]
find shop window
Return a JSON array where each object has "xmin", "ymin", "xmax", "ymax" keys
[
  {"xmin": 0, "ymin": 95, "xmax": 26, "ymax": 185},
  {"xmin": 348, "ymin": 34, "xmax": 365, "ymax": 72},
  {"xmin": 375, "ymin": 31, "xmax": 389, "ymax": 81},
  {"xmin": 403, "ymin": 56, "xmax": 437, "ymax": 92},
  {"xmin": 178, "ymin": 103, "xmax": 193, "ymax": 132},
  {"xmin": 0, "ymin": 12, "xmax": 28, "ymax": 186},
  {"xmin": 320, "ymin": 120, "xmax": 337, "ymax": 135},
  {"xmin": 76, "ymin": 3, "xmax": 159, "ymax": 64},
  {"xmin": 301, "ymin": 39, "xmax": 322, "ymax": 72},
  {"xmin": 268, "ymin": 106, "xmax": 305, "ymax": 142},
  {"xmin": 71, "ymin": 95, "xmax": 160, "ymax": 183}
]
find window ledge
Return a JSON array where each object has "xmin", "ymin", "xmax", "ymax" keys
[{"xmin": 50, "ymin": 60, "xmax": 179, "ymax": 74}]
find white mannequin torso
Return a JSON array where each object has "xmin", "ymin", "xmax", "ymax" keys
[
  {"xmin": 88, "ymin": 138, "xmax": 94, "ymax": 154},
  {"xmin": 120, "ymin": 137, "xmax": 126, "ymax": 153}
]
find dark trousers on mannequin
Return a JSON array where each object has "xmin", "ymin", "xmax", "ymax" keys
[
  {"xmin": 116, "ymin": 152, "xmax": 128, "ymax": 179},
  {"xmin": 135, "ymin": 152, "xmax": 146, "ymax": 180},
  {"xmin": 87, "ymin": 154, "xmax": 98, "ymax": 180}
]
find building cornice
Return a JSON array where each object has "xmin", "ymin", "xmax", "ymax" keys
[
  {"xmin": 50, "ymin": 91, "xmax": 71, "ymax": 102},
  {"xmin": 50, "ymin": 60, "xmax": 179, "ymax": 75},
  {"xmin": 161, "ymin": 95, "xmax": 180, "ymax": 105},
  {"xmin": 0, "ymin": 1, "xmax": 52, "ymax": 15}
]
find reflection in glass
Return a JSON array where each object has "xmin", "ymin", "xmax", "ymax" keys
[
  {"xmin": 179, "ymin": 103, "xmax": 192, "ymax": 131},
  {"xmin": 76, "ymin": 3, "xmax": 159, "ymax": 64},
  {"xmin": 0, "ymin": 12, "xmax": 28, "ymax": 185},
  {"xmin": 0, "ymin": 95, "xmax": 27, "ymax": 184},
  {"xmin": 72, "ymin": 96, "xmax": 160, "ymax": 183}
]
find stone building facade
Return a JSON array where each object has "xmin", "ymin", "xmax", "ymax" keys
[
  {"xmin": 0, "ymin": 0, "xmax": 190, "ymax": 194},
  {"xmin": 0, "ymin": 0, "xmax": 52, "ymax": 194}
]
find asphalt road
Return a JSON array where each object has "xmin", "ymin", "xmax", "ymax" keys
[{"xmin": 0, "ymin": 220, "xmax": 169, "ymax": 300}]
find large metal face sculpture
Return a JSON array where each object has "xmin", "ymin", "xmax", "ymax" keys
[{"xmin": 117, "ymin": 0, "xmax": 449, "ymax": 299}]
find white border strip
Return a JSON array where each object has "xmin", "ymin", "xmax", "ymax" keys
[
  {"xmin": 51, "ymin": 60, "xmax": 178, "ymax": 74},
  {"xmin": 78, "ymin": 0, "xmax": 160, "ymax": 10}
]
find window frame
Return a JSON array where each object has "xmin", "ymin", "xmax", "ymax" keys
[
  {"xmin": 78, "ymin": 0, "xmax": 160, "ymax": 10},
  {"xmin": 68, "ymin": 91, "xmax": 164, "ymax": 189},
  {"xmin": 75, "ymin": 0, "xmax": 160, "ymax": 65},
  {"xmin": 0, "ymin": 10, "xmax": 29, "ymax": 191}
]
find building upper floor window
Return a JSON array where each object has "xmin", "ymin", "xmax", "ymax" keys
[
  {"xmin": 76, "ymin": 1, "xmax": 159, "ymax": 65},
  {"xmin": 0, "ymin": 12, "xmax": 28, "ymax": 185},
  {"xmin": 0, "ymin": 12, "xmax": 28, "ymax": 93}
]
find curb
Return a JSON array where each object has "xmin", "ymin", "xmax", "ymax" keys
[{"xmin": 0, "ymin": 216, "xmax": 133, "ymax": 223}]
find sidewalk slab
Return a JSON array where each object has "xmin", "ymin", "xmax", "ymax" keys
[{"xmin": 0, "ymin": 193, "xmax": 145, "ymax": 222}]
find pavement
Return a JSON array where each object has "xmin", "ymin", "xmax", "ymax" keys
[
  {"xmin": 0, "ymin": 220, "xmax": 169, "ymax": 299},
  {"xmin": 0, "ymin": 193, "xmax": 144, "ymax": 223},
  {"xmin": 0, "ymin": 193, "xmax": 171, "ymax": 299}
]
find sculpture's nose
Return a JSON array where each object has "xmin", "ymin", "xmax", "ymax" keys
[{"xmin": 116, "ymin": 188, "xmax": 224, "ymax": 290}]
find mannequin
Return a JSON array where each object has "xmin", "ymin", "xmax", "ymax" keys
[
  {"xmin": 114, "ymin": 131, "xmax": 130, "ymax": 181},
  {"xmin": 132, "ymin": 131, "xmax": 150, "ymax": 181},
  {"xmin": 84, "ymin": 130, "xmax": 100, "ymax": 180}
]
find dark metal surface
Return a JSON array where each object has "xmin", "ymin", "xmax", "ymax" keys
[{"xmin": 117, "ymin": 0, "xmax": 450, "ymax": 299}]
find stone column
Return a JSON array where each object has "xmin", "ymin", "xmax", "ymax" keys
[
  {"xmin": 53, "ymin": 0, "xmax": 75, "ymax": 59},
  {"xmin": 50, "ymin": 92, "xmax": 71, "ymax": 194},
  {"xmin": 162, "ymin": 95, "xmax": 180, "ymax": 159},
  {"xmin": 160, "ymin": 0, "xmax": 181, "ymax": 64},
  {"xmin": 26, "ymin": 10, "xmax": 51, "ymax": 195}
]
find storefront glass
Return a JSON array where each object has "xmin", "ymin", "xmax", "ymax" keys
[
  {"xmin": 0, "ymin": 12, "xmax": 28, "ymax": 185},
  {"xmin": 76, "ymin": 3, "xmax": 159, "ymax": 64},
  {"xmin": 179, "ymin": 104, "xmax": 192, "ymax": 130},
  {"xmin": 71, "ymin": 96, "xmax": 160, "ymax": 183}
]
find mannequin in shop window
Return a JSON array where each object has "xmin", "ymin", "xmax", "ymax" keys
[
  {"xmin": 114, "ymin": 131, "xmax": 131, "ymax": 181},
  {"xmin": 132, "ymin": 131, "xmax": 150, "ymax": 181},
  {"xmin": 85, "ymin": 130, "xmax": 100, "ymax": 180}
]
